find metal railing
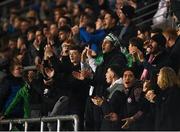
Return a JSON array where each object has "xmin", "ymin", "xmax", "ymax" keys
[
  {"xmin": 0, "ymin": 115, "xmax": 79, "ymax": 132},
  {"xmin": 0, "ymin": 0, "xmax": 15, "ymax": 7},
  {"xmin": 132, "ymin": 0, "xmax": 159, "ymax": 26},
  {"xmin": 135, "ymin": 1, "xmax": 160, "ymax": 13},
  {"xmin": 133, "ymin": 0, "xmax": 175, "ymax": 28}
]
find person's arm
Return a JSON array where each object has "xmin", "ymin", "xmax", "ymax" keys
[
  {"xmin": 88, "ymin": 57, "xmax": 97, "ymax": 72},
  {"xmin": 4, "ymin": 84, "xmax": 30, "ymax": 118},
  {"xmin": 121, "ymin": 111, "xmax": 143, "ymax": 129},
  {"xmin": 79, "ymin": 27, "xmax": 106, "ymax": 44}
]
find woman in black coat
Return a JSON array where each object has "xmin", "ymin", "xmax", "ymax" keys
[{"xmin": 146, "ymin": 67, "xmax": 180, "ymax": 130}]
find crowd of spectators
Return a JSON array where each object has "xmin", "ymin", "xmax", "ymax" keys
[{"xmin": 0, "ymin": 0, "xmax": 180, "ymax": 131}]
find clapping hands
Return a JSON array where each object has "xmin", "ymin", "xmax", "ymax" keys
[
  {"xmin": 91, "ymin": 96, "xmax": 104, "ymax": 106},
  {"xmin": 145, "ymin": 90, "xmax": 156, "ymax": 103},
  {"xmin": 72, "ymin": 69, "xmax": 92, "ymax": 80}
]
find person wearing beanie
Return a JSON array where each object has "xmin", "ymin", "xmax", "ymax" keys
[
  {"xmin": 84, "ymin": 33, "xmax": 127, "ymax": 131},
  {"xmin": 100, "ymin": 33, "xmax": 123, "ymax": 54},
  {"xmin": 116, "ymin": 4, "xmax": 137, "ymax": 49},
  {"xmin": 103, "ymin": 33, "xmax": 120, "ymax": 48}
]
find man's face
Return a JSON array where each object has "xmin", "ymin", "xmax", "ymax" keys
[
  {"xmin": 13, "ymin": 18, "xmax": 21, "ymax": 28},
  {"xmin": 12, "ymin": 65, "xmax": 23, "ymax": 77},
  {"xmin": 58, "ymin": 17, "xmax": 67, "ymax": 28},
  {"xmin": 105, "ymin": 68, "xmax": 114, "ymax": 84},
  {"xmin": 20, "ymin": 21, "xmax": 29, "ymax": 33},
  {"xmin": 69, "ymin": 50, "xmax": 81, "ymax": 64},
  {"xmin": 59, "ymin": 31, "xmax": 67, "ymax": 42},
  {"xmin": 35, "ymin": 31, "xmax": 43, "ymax": 45},
  {"xmin": 61, "ymin": 42, "xmax": 71, "ymax": 55},
  {"xmin": 104, "ymin": 13, "xmax": 112, "ymax": 29},
  {"xmin": 54, "ymin": 11, "xmax": 61, "ymax": 22},
  {"xmin": 116, "ymin": 9, "xmax": 126, "ymax": 24},
  {"xmin": 102, "ymin": 39, "xmax": 113, "ymax": 53},
  {"xmin": 27, "ymin": 31, "xmax": 35, "ymax": 41},
  {"xmin": 8, "ymin": 40, "xmax": 17, "ymax": 49},
  {"xmin": 137, "ymin": 30, "xmax": 145, "ymax": 40},
  {"xmin": 50, "ymin": 24, "xmax": 58, "ymax": 36},
  {"xmin": 123, "ymin": 70, "xmax": 135, "ymax": 89},
  {"xmin": 149, "ymin": 39, "xmax": 158, "ymax": 54}
]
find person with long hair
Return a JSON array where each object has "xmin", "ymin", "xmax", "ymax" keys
[{"xmin": 146, "ymin": 67, "xmax": 180, "ymax": 130}]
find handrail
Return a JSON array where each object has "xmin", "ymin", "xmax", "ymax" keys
[
  {"xmin": 0, "ymin": 115, "xmax": 78, "ymax": 124},
  {"xmin": 0, "ymin": 115, "xmax": 79, "ymax": 131},
  {"xmin": 134, "ymin": 4, "xmax": 169, "ymax": 21},
  {"xmin": 135, "ymin": 1, "xmax": 159, "ymax": 13},
  {"xmin": 0, "ymin": 0, "xmax": 15, "ymax": 7},
  {"xmin": 133, "ymin": 9, "xmax": 157, "ymax": 21},
  {"xmin": 136, "ymin": 8, "xmax": 173, "ymax": 27}
]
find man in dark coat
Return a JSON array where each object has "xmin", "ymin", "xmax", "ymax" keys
[
  {"xmin": 84, "ymin": 33, "xmax": 127, "ymax": 130},
  {"xmin": 116, "ymin": 5, "xmax": 137, "ymax": 49},
  {"xmin": 121, "ymin": 68, "xmax": 149, "ymax": 130},
  {"xmin": 102, "ymin": 68, "xmax": 150, "ymax": 130},
  {"xmin": 136, "ymin": 33, "xmax": 170, "ymax": 89},
  {"xmin": 91, "ymin": 65, "xmax": 126, "ymax": 131},
  {"xmin": 103, "ymin": 10, "xmax": 121, "ymax": 36},
  {"xmin": 45, "ymin": 45, "xmax": 89, "ymax": 130},
  {"xmin": 163, "ymin": 28, "xmax": 180, "ymax": 73}
]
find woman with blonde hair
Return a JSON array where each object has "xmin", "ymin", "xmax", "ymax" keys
[
  {"xmin": 146, "ymin": 66, "xmax": 180, "ymax": 130},
  {"xmin": 157, "ymin": 67, "xmax": 180, "ymax": 90}
]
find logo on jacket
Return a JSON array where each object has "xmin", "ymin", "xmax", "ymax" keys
[{"xmin": 127, "ymin": 97, "xmax": 132, "ymax": 103}]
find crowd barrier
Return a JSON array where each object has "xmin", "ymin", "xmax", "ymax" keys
[{"xmin": 0, "ymin": 115, "xmax": 79, "ymax": 132}]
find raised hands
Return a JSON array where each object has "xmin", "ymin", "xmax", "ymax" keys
[
  {"xmin": 136, "ymin": 48, "xmax": 145, "ymax": 62},
  {"xmin": 81, "ymin": 46, "xmax": 96, "ymax": 63},
  {"xmin": 145, "ymin": 90, "xmax": 156, "ymax": 103},
  {"xmin": 121, "ymin": 116, "xmax": 135, "ymax": 129},
  {"xmin": 79, "ymin": 15, "xmax": 86, "ymax": 28},
  {"xmin": 81, "ymin": 47, "xmax": 88, "ymax": 63},
  {"xmin": 128, "ymin": 44, "xmax": 144, "ymax": 62},
  {"xmin": 91, "ymin": 96, "xmax": 104, "ymax": 106},
  {"xmin": 72, "ymin": 69, "xmax": 92, "ymax": 80},
  {"xmin": 104, "ymin": 112, "xmax": 119, "ymax": 121},
  {"xmin": 143, "ymin": 80, "xmax": 151, "ymax": 93},
  {"xmin": 44, "ymin": 44, "xmax": 54, "ymax": 60}
]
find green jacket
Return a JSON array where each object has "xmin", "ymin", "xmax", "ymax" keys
[{"xmin": 4, "ymin": 83, "xmax": 30, "ymax": 118}]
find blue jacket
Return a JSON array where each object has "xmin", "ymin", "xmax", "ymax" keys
[{"xmin": 79, "ymin": 27, "xmax": 106, "ymax": 53}]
